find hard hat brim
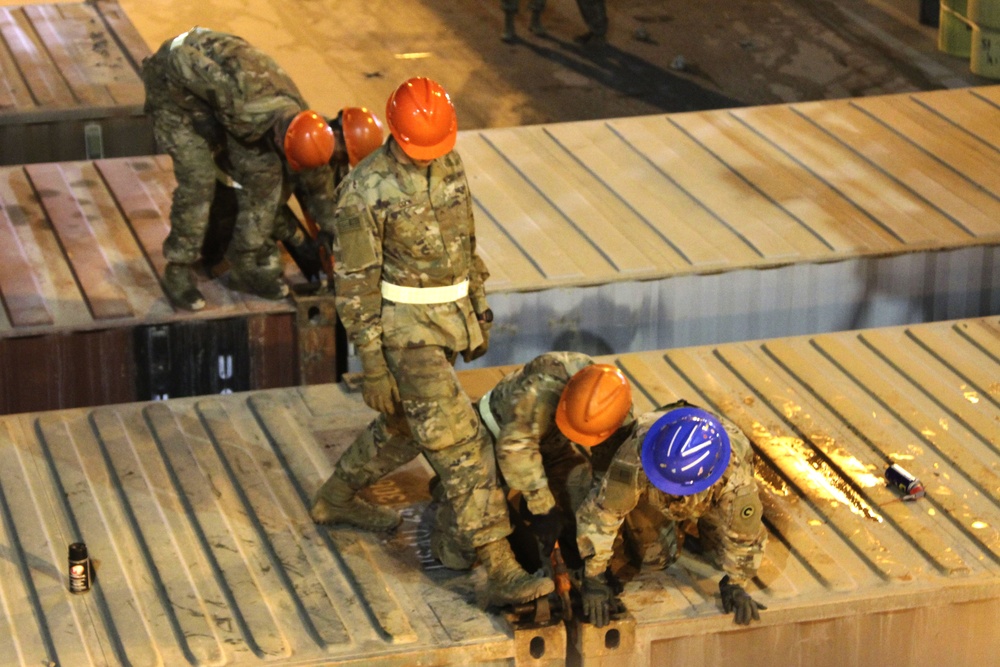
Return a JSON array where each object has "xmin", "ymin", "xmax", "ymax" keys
[{"xmin": 394, "ymin": 130, "xmax": 456, "ymax": 162}]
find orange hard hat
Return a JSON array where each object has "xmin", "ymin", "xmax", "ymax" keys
[
  {"xmin": 283, "ymin": 110, "xmax": 335, "ymax": 171},
  {"xmin": 385, "ymin": 77, "xmax": 457, "ymax": 161},
  {"xmin": 341, "ymin": 107, "xmax": 385, "ymax": 166},
  {"xmin": 555, "ymin": 364, "xmax": 633, "ymax": 447}
]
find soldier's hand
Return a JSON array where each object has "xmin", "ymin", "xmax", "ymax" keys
[
  {"xmin": 582, "ymin": 574, "xmax": 613, "ymax": 628},
  {"xmin": 362, "ymin": 369, "xmax": 399, "ymax": 415},
  {"xmin": 357, "ymin": 345, "xmax": 398, "ymax": 415},
  {"xmin": 719, "ymin": 575, "xmax": 767, "ymax": 625}
]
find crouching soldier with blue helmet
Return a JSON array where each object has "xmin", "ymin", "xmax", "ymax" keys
[{"xmin": 575, "ymin": 403, "xmax": 768, "ymax": 627}]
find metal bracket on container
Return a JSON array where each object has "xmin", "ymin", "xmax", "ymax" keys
[
  {"xmin": 506, "ymin": 601, "xmax": 567, "ymax": 667},
  {"xmin": 84, "ymin": 123, "xmax": 104, "ymax": 160},
  {"xmin": 291, "ymin": 284, "xmax": 339, "ymax": 385},
  {"xmin": 567, "ymin": 610, "xmax": 636, "ymax": 667}
]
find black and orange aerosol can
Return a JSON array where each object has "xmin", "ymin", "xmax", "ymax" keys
[
  {"xmin": 885, "ymin": 463, "xmax": 925, "ymax": 501},
  {"xmin": 68, "ymin": 542, "xmax": 92, "ymax": 594}
]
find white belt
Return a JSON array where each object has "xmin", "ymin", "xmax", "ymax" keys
[
  {"xmin": 477, "ymin": 389, "xmax": 501, "ymax": 439},
  {"xmin": 380, "ymin": 279, "xmax": 468, "ymax": 304}
]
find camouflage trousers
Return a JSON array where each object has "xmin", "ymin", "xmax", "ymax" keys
[
  {"xmin": 434, "ymin": 433, "xmax": 593, "ymax": 571},
  {"xmin": 332, "ymin": 345, "xmax": 512, "ymax": 549}
]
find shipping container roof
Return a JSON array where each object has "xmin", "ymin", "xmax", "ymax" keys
[
  {"xmin": 2, "ymin": 86, "xmax": 1000, "ymax": 338},
  {"xmin": 0, "ymin": 316, "xmax": 997, "ymax": 665}
]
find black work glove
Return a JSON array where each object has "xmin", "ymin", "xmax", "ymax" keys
[
  {"xmin": 582, "ymin": 574, "xmax": 614, "ymax": 628},
  {"xmin": 282, "ymin": 227, "xmax": 322, "ymax": 281},
  {"xmin": 719, "ymin": 575, "xmax": 767, "ymax": 625},
  {"xmin": 528, "ymin": 508, "xmax": 564, "ymax": 557}
]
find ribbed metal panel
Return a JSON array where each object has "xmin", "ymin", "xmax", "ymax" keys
[
  {"xmin": 460, "ymin": 86, "xmax": 1000, "ymax": 365},
  {"xmin": 465, "ymin": 86, "xmax": 1000, "ymax": 291},
  {"xmin": 0, "ymin": 316, "xmax": 996, "ymax": 665},
  {"xmin": 0, "ymin": 155, "xmax": 297, "ymax": 337},
  {"xmin": 0, "ymin": 154, "xmax": 307, "ymax": 414},
  {"xmin": 0, "ymin": 0, "xmax": 155, "ymax": 164}
]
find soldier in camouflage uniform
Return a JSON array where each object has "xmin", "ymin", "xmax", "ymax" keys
[
  {"xmin": 309, "ymin": 77, "xmax": 552, "ymax": 607},
  {"xmin": 203, "ymin": 106, "xmax": 385, "ymax": 282},
  {"xmin": 431, "ymin": 352, "xmax": 634, "ymax": 571},
  {"xmin": 142, "ymin": 28, "xmax": 339, "ymax": 310},
  {"xmin": 576, "ymin": 403, "xmax": 768, "ymax": 627}
]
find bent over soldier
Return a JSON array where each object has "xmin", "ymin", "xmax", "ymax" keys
[
  {"xmin": 309, "ymin": 77, "xmax": 552, "ymax": 607},
  {"xmin": 432, "ymin": 352, "xmax": 634, "ymax": 570},
  {"xmin": 576, "ymin": 403, "xmax": 768, "ymax": 627},
  {"xmin": 142, "ymin": 28, "xmax": 339, "ymax": 310}
]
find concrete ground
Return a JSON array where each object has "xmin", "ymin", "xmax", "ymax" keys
[{"xmin": 99, "ymin": 0, "xmax": 995, "ymax": 130}]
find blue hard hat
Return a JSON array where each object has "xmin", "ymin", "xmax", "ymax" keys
[{"xmin": 640, "ymin": 407, "xmax": 731, "ymax": 496}]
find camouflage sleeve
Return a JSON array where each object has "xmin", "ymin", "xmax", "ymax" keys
[
  {"xmin": 576, "ymin": 437, "xmax": 644, "ymax": 578},
  {"xmin": 168, "ymin": 44, "xmax": 236, "ymax": 112},
  {"xmin": 459, "ymin": 156, "xmax": 490, "ymax": 315},
  {"xmin": 294, "ymin": 164, "xmax": 337, "ymax": 235},
  {"xmin": 331, "ymin": 189, "xmax": 383, "ymax": 349},
  {"xmin": 696, "ymin": 458, "xmax": 767, "ymax": 586},
  {"xmin": 495, "ymin": 380, "xmax": 561, "ymax": 515}
]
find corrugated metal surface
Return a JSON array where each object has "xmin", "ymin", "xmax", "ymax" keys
[
  {"xmin": 466, "ymin": 85, "xmax": 1000, "ymax": 291},
  {"xmin": 3, "ymin": 86, "xmax": 999, "ymax": 402},
  {"xmin": 461, "ymin": 85, "xmax": 1000, "ymax": 365},
  {"xmin": 0, "ymin": 0, "xmax": 155, "ymax": 164},
  {"xmin": 0, "ymin": 316, "xmax": 996, "ymax": 666},
  {"xmin": 0, "ymin": 154, "xmax": 299, "ymax": 337},
  {"xmin": 5, "ymin": 86, "xmax": 998, "ymax": 339},
  {"xmin": 0, "ymin": 154, "xmax": 311, "ymax": 414}
]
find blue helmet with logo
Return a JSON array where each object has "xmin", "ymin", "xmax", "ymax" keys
[{"xmin": 640, "ymin": 407, "xmax": 731, "ymax": 496}]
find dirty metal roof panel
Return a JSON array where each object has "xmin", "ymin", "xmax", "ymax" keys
[
  {"xmin": 0, "ymin": 0, "xmax": 148, "ymax": 118},
  {"xmin": 462, "ymin": 85, "xmax": 1000, "ymax": 294},
  {"xmin": 3, "ymin": 86, "xmax": 999, "ymax": 340},
  {"xmin": 0, "ymin": 155, "xmax": 301, "ymax": 338},
  {"xmin": 0, "ymin": 316, "xmax": 997, "ymax": 665}
]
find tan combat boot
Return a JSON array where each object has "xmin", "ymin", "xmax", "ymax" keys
[
  {"xmin": 478, "ymin": 539, "xmax": 555, "ymax": 606},
  {"xmin": 310, "ymin": 475, "xmax": 401, "ymax": 531}
]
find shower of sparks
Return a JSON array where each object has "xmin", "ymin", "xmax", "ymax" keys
[{"xmin": 751, "ymin": 423, "xmax": 883, "ymax": 523}]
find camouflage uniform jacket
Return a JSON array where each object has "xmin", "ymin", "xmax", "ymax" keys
[
  {"xmin": 146, "ymin": 28, "xmax": 337, "ymax": 234},
  {"xmin": 329, "ymin": 138, "xmax": 489, "ymax": 355},
  {"xmin": 484, "ymin": 352, "xmax": 595, "ymax": 515},
  {"xmin": 576, "ymin": 407, "xmax": 767, "ymax": 584}
]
